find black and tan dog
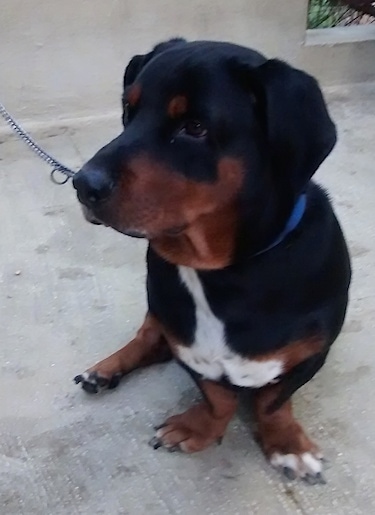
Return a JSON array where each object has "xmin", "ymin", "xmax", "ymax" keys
[{"xmin": 73, "ymin": 39, "xmax": 351, "ymax": 483}]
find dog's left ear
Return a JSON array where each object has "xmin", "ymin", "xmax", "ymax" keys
[
  {"xmin": 123, "ymin": 38, "xmax": 186, "ymax": 88},
  {"xmin": 123, "ymin": 55, "xmax": 147, "ymax": 87},
  {"xmin": 230, "ymin": 58, "xmax": 336, "ymax": 194}
]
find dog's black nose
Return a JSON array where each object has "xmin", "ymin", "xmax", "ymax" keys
[{"xmin": 73, "ymin": 167, "xmax": 114, "ymax": 205}]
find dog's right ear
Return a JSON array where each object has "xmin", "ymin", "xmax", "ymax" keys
[{"xmin": 123, "ymin": 38, "xmax": 186, "ymax": 87}]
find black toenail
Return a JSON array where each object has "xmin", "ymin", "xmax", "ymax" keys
[
  {"xmin": 283, "ymin": 467, "xmax": 297, "ymax": 481},
  {"xmin": 149, "ymin": 437, "xmax": 162, "ymax": 450}
]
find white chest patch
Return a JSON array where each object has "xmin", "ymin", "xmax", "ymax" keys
[{"xmin": 177, "ymin": 266, "xmax": 283, "ymax": 388}]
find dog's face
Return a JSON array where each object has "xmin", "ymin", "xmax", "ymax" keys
[{"xmin": 73, "ymin": 40, "xmax": 336, "ymax": 268}]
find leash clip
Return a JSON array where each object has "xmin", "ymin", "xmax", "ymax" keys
[{"xmin": 50, "ymin": 168, "xmax": 70, "ymax": 185}]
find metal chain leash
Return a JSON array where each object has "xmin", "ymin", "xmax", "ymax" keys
[{"xmin": 0, "ymin": 102, "xmax": 76, "ymax": 184}]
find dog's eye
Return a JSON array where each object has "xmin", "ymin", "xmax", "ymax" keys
[{"xmin": 179, "ymin": 120, "xmax": 207, "ymax": 139}]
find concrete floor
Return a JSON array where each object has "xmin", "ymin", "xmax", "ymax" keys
[{"xmin": 1, "ymin": 82, "xmax": 375, "ymax": 514}]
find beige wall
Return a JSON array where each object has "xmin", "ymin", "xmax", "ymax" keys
[{"xmin": 1, "ymin": 0, "xmax": 374, "ymax": 126}]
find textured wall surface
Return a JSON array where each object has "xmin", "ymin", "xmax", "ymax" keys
[{"xmin": 1, "ymin": 0, "xmax": 374, "ymax": 126}]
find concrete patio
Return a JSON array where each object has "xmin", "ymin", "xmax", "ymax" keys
[{"xmin": 0, "ymin": 81, "xmax": 375, "ymax": 514}]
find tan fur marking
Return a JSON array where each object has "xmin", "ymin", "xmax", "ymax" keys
[
  {"xmin": 155, "ymin": 379, "xmax": 238, "ymax": 453},
  {"xmin": 86, "ymin": 313, "xmax": 171, "ymax": 378},
  {"xmin": 253, "ymin": 383, "xmax": 320, "ymax": 460},
  {"xmin": 126, "ymin": 84, "xmax": 142, "ymax": 107},
  {"xmin": 167, "ymin": 95, "xmax": 188, "ymax": 118},
  {"xmin": 102, "ymin": 155, "xmax": 244, "ymax": 269},
  {"xmin": 254, "ymin": 335, "xmax": 325, "ymax": 374}
]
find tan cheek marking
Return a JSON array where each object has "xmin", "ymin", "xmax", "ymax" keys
[
  {"xmin": 114, "ymin": 155, "xmax": 244, "ymax": 224},
  {"xmin": 107, "ymin": 155, "xmax": 245, "ymax": 268},
  {"xmin": 172, "ymin": 157, "xmax": 244, "ymax": 266},
  {"xmin": 167, "ymin": 95, "xmax": 187, "ymax": 118},
  {"xmin": 215, "ymin": 157, "xmax": 245, "ymax": 197},
  {"xmin": 126, "ymin": 84, "xmax": 142, "ymax": 107}
]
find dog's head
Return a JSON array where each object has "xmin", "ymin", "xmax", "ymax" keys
[{"xmin": 73, "ymin": 39, "xmax": 336, "ymax": 268}]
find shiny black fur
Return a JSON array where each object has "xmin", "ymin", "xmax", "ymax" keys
[{"xmin": 74, "ymin": 39, "xmax": 351, "ymax": 407}]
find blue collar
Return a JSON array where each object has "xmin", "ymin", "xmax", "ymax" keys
[{"xmin": 255, "ymin": 194, "xmax": 307, "ymax": 257}]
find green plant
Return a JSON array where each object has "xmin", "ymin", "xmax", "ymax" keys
[{"xmin": 307, "ymin": 0, "xmax": 375, "ymax": 29}]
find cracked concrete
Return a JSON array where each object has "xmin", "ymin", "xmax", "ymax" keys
[{"xmin": 1, "ymin": 82, "xmax": 375, "ymax": 514}]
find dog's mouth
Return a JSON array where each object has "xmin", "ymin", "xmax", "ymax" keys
[
  {"xmin": 81, "ymin": 205, "xmax": 104, "ymax": 226},
  {"xmin": 81, "ymin": 206, "xmax": 188, "ymax": 240},
  {"xmin": 121, "ymin": 229, "xmax": 148, "ymax": 239},
  {"xmin": 118, "ymin": 225, "xmax": 188, "ymax": 240}
]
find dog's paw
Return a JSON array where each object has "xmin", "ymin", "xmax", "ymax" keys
[
  {"xmin": 74, "ymin": 371, "xmax": 122, "ymax": 394},
  {"xmin": 149, "ymin": 424, "xmax": 182, "ymax": 453},
  {"xmin": 149, "ymin": 422, "xmax": 218, "ymax": 453},
  {"xmin": 148, "ymin": 409, "xmax": 225, "ymax": 454},
  {"xmin": 270, "ymin": 451, "xmax": 326, "ymax": 484}
]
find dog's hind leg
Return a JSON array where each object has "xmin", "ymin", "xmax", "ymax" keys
[{"xmin": 74, "ymin": 312, "xmax": 172, "ymax": 394}]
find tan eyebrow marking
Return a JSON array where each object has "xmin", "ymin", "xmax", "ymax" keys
[
  {"xmin": 167, "ymin": 95, "xmax": 188, "ymax": 118},
  {"xmin": 126, "ymin": 84, "xmax": 142, "ymax": 107}
]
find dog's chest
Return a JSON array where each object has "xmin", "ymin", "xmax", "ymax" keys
[{"xmin": 176, "ymin": 266, "xmax": 282, "ymax": 387}]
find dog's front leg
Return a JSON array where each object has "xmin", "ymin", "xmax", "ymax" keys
[
  {"xmin": 150, "ymin": 379, "xmax": 238, "ymax": 452},
  {"xmin": 253, "ymin": 383, "xmax": 325, "ymax": 483},
  {"xmin": 74, "ymin": 312, "xmax": 172, "ymax": 393}
]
